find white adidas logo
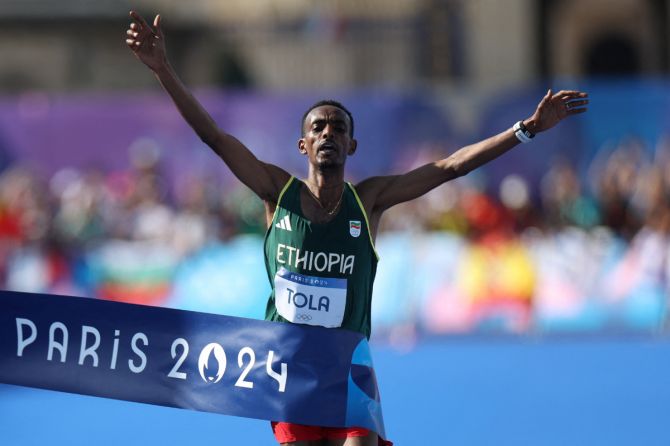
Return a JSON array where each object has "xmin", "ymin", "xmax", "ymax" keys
[{"xmin": 275, "ymin": 215, "xmax": 292, "ymax": 231}]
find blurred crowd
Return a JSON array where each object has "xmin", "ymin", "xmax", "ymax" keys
[
  {"xmin": 0, "ymin": 141, "xmax": 267, "ymax": 303},
  {"xmin": 0, "ymin": 136, "xmax": 668, "ymax": 334},
  {"xmin": 374, "ymin": 136, "xmax": 670, "ymax": 336},
  {"xmin": 381, "ymin": 137, "xmax": 670, "ymax": 238}
]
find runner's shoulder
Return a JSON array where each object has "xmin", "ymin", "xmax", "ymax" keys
[
  {"xmin": 259, "ymin": 162, "xmax": 292, "ymax": 203},
  {"xmin": 353, "ymin": 175, "xmax": 397, "ymax": 211}
]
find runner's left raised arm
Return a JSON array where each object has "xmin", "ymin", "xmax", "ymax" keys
[{"xmin": 357, "ymin": 89, "xmax": 588, "ymax": 214}]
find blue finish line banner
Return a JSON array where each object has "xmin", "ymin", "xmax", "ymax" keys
[{"xmin": 0, "ymin": 290, "xmax": 386, "ymax": 438}]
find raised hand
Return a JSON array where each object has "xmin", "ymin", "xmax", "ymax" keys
[
  {"xmin": 125, "ymin": 11, "xmax": 166, "ymax": 72},
  {"xmin": 528, "ymin": 89, "xmax": 589, "ymax": 133}
]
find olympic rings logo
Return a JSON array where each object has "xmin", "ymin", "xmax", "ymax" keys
[{"xmin": 295, "ymin": 313, "xmax": 312, "ymax": 321}]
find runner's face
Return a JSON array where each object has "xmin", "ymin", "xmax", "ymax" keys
[{"xmin": 299, "ymin": 106, "xmax": 356, "ymax": 169}]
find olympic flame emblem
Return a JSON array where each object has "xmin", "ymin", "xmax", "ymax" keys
[{"xmin": 198, "ymin": 343, "xmax": 227, "ymax": 383}]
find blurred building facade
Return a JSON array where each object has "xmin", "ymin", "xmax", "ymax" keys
[{"xmin": 0, "ymin": 0, "xmax": 669, "ymax": 94}]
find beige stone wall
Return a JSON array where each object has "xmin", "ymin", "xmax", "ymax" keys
[
  {"xmin": 140, "ymin": 0, "xmax": 425, "ymax": 24},
  {"xmin": 459, "ymin": 0, "xmax": 537, "ymax": 92},
  {"xmin": 547, "ymin": 0, "xmax": 662, "ymax": 77}
]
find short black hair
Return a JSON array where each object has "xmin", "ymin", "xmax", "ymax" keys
[{"xmin": 301, "ymin": 99, "xmax": 354, "ymax": 137}]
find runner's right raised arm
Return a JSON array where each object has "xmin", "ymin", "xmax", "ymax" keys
[{"xmin": 125, "ymin": 11, "xmax": 289, "ymax": 202}]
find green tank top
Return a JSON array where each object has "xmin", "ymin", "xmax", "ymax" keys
[{"xmin": 264, "ymin": 177, "xmax": 379, "ymax": 339}]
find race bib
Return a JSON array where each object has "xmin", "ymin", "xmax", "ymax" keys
[{"xmin": 274, "ymin": 267, "xmax": 347, "ymax": 328}]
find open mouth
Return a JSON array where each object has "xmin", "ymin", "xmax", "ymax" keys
[{"xmin": 319, "ymin": 142, "xmax": 337, "ymax": 153}]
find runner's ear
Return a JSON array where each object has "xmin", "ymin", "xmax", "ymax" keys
[
  {"xmin": 298, "ymin": 138, "xmax": 308, "ymax": 155},
  {"xmin": 347, "ymin": 139, "xmax": 357, "ymax": 156}
]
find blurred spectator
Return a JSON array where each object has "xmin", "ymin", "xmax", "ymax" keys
[
  {"xmin": 592, "ymin": 139, "xmax": 648, "ymax": 238},
  {"xmin": 541, "ymin": 159, "xmax": 600, "ymax": 230}
]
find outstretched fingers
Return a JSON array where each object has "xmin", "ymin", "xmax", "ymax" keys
[
  {"xmin": 549, "ymin": 89, "xmax": 588, "ymax": 115},
  {"xmin": 126, "ymin": 11, "xmax": 157, "ymax": 51},
  {"xmin": 538, "ymin": 88, "xmax": 552, "ymax": 108},
  {"xmin": 130, "ymin": 10, "xmax": 151, "ymax": 30},
  {"xmin": 125, "ymin": 34, "xmax": 138, "ymax": 51},
  {"xmin": 125, "ymin": 28, "xmax": 144, "ymax": 51},
  {"xmin": 554, "ymin": 90, "xmax": 588, "ymax": 100},
  {"xmin": 152, "ymin": 14, "xmax": 165, "ymax": 43},
  {"xmin": 566, "ymin": 102, "xmax": 588, "ymax": 114},
  {"xmin": 563, "ymin": 97, "xmax": 588, "ymax": 114}
]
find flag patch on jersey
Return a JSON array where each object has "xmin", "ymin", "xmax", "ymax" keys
[
  {"xmin": 349, "ymin": 220, "xmax": 361, "ymax": 238},
  {"xmin": 276, "ymin": 215, "xmax": 292, "ymax": 231}
]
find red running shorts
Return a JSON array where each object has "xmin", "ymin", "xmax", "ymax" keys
[{"xmin": 271, "ymin": 422, "xmax": 393, "ymax": 445}]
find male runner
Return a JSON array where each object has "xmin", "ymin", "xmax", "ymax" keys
[{"xmin": 125, "ymin": 11, "xmax": 588, "ymax": 446}]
